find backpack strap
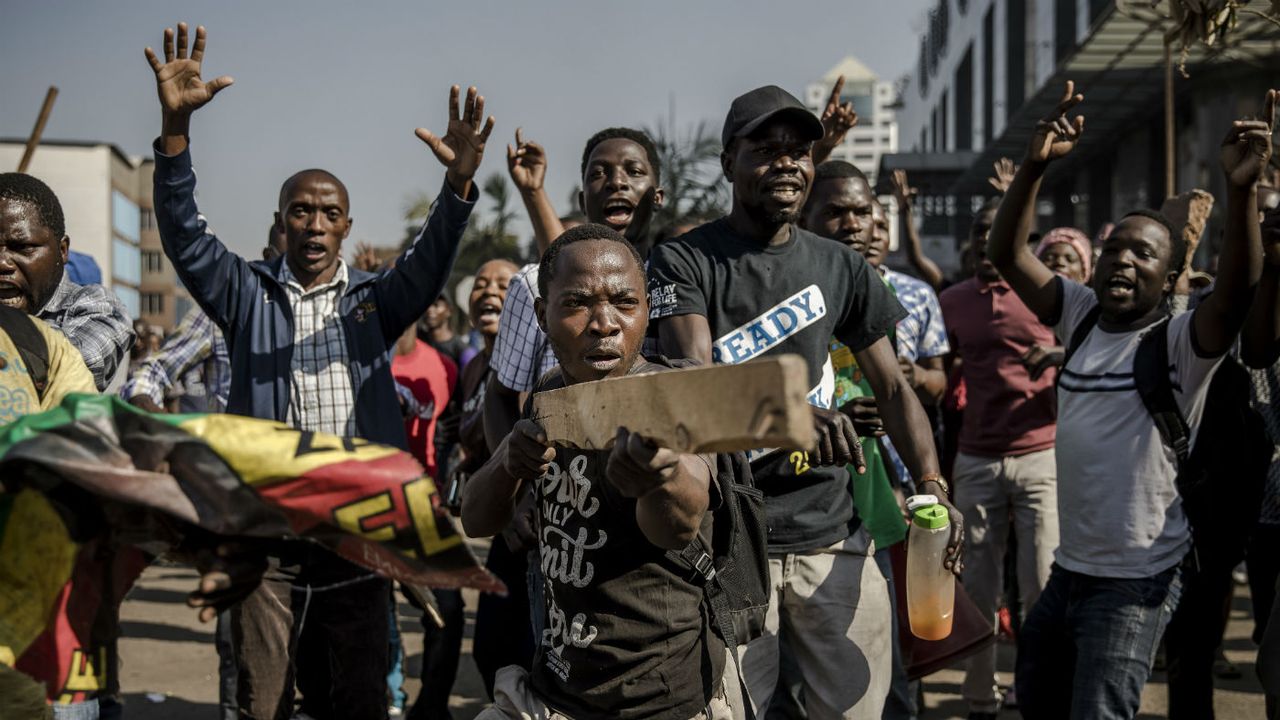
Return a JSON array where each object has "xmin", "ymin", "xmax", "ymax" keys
[
  {"xmin": 1132, "ymin": 319, "xmax": 1191, "ymax": 470},
  {"xmin": 1061, "ymin": 304, "xmax": 1103, "ymax": 373},
  {"xmin": 0, "ymin": 306, "xmax": 49, "ymax": 400}
]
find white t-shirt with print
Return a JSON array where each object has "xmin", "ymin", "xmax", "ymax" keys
[{"xmin": 1054, "ymin": 280, "xmax": 1223, "ymax": 578}]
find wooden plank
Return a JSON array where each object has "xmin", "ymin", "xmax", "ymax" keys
[
  {"xmin": 17, "ymin": 87, "xmax": 58, "ymax": 174},
  {"xmin": 531, "ymin": 355, "xmax": 815, "ymax": 454},
  {"xmin": 1160, "ymin": 188, "xmax": 1214, "ymax": 256}
]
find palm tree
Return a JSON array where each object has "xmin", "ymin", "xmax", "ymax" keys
[{"xmin": 644, "ymin": 116, "xmax": 730, "ymax": 233}]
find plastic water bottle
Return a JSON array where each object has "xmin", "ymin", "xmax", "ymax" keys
[{"xmin": 905, "ymin": 495, "xmax": 955, "ymax": 641}]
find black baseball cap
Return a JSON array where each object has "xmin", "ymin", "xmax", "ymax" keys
[{"xmin": 721, "ymin": 85, "xmax": 825, "ymax": 148}]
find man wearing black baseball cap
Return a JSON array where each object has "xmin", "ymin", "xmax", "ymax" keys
[{"xmin": 649, "ymin": 85, "xmax": 964, "ymax": 719}]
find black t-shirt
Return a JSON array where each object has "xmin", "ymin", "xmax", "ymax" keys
[
  {"xmin": 647, "ymin": 219, "xmax": 907, "ymax": 552},
  {"xmin": 527, "ymin": 361, "xmax": 725, "ymax": 720}
]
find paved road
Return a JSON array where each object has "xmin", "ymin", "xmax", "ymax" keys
[{"xmin": 115, "ymin": 564, "xmax": 1267, "ymax": 719}]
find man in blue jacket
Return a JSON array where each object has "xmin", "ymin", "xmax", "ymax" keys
[{"xmin": 145, "ymin": 23, "xmax": 491, "ymax": 720}]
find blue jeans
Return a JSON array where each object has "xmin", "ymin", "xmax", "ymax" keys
[
  {"xmin": 388, "ymin": 593, "xmax": 407, "ymax": 710},
  {"xmin": 1015, "ymin": 562, "xmax": 1183, "ymax": 720},
  {"xmin": 53, "ymin": 701, "xmax": 100, "ymax": 720}
]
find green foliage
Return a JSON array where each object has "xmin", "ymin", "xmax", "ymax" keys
[{"xmin": 643, "ymin": 117, "xmax": 730, "ymax": 233}]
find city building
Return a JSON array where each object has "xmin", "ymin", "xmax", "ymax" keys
[
  {"xmin": 0, "ymin": 139, "xmax": 187, "ymax": 329},
  {"xmin": 882, "ymin": 0, "xmax": 1280, "ymax": 276},
  {"xmin": 805, "ymin": 56, "xmax": 900, "ymax": 184}
]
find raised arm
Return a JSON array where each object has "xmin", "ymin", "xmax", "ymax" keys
[
  {"xmin": 1196, "ymin": 90, "xmax": 1276, "ymax": 357},
  {"xmin": 146, "ymin": 23, "xmax": 256, "ymax": 330},
  {"xmin": 988, "ymin": 81, "xmax": 1085, "ymax": 320},
  {"xmin": 889, "ymin": 169, "xmax": 945, "ymax": 291},
  {"xmin": 508, "ymin": 128, "xmax": 564, "ymax": 256},
  {"xmin": 376, "ymin": 86, "xmax": 490, "ymax": 338},
  {"xmin": 813, "ymin": 75, "xmax": 858, "ymax": 166},
  {"xmin": 1243, "ymin": 205, "xmax": 1280, "ymax": 368}
]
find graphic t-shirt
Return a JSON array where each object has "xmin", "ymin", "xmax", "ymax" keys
[
  {"xmin": 527, "ymin": 362, "xmax": 724, "ymax": 720},
  {"xmin": 1052, "ymin": 279, "xmax": 1221, "ymax": 578},
  {"xmin": 647, "ymin": 219, "xmax": 906, "ymax": 552},
  {"xmin": 392, "ymin": 340, "xmax": 457, "ymax": 478}
]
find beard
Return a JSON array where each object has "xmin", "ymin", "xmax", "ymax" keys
[{"xmin": 767, "ymin": 209, "xmax": 801, "ymax": 225}]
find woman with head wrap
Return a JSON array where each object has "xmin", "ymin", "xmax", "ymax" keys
[{"xmin": 1036, "ymin": 227, "xmax": 1093, "ymax": 283}]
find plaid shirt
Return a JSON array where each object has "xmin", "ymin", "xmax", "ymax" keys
[
  {"xmin": 281, "ymin": 261, "xmax": 357, "ymax": 437},
  {"xmin": 123, "ymin": 306, "xmax": 230, "ymax": 412},
  {"xmin": 882, "ymin": 268, "xmax": 951, "ymax": 489},
  {"xmin": 491, "ymin": 263, "xmax": 558, "ymax": 392},
  {"xmin": 37, "ymin": 274, "xmax": 135, "ymax": 391}
]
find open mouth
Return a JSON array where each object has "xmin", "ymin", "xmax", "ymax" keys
[
  {"xmin": 300, "ymin": 241, "xmax": 328, "ymax": 262},
  {"xmin": 584, "ymin": 347, "xmax": 623, "ymax": 371},
  {"xmin": 0, "ymin": 282, "xmax": 24, "ymax": 308},
  {"xmin": 764, "ymin": 179, "xmax": 803, "ymax": 204},
  {"xmin": 1103, "ymin": 275, "xmax": 1136, "ymax": 299},
  {"xmin": 473, "ymin": 299, "xmax": 502, "ymax": 324},
  {"xmin": 602, "ymin": 198, "xmax": 635, "ymax": 228}
]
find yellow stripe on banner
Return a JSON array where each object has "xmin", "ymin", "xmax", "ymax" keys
[
  {"xmin": 177, "ymin": 415, "xmax": 402, "ymax": 488},
  {"xmin": 0, "ymin": 489, "xmax": 79, "ymax": 658}
]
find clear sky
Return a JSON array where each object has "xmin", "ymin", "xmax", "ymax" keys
[{"xmin": 2, "ymin": 0, "xmax": 931, "ymax": 259}]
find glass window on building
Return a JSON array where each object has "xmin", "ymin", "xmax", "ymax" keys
[
  {"xmin": 113, "ymin": 238, "xmax": 141, "ymax": 286},
  {"xmin": 112, "ymin": 191, "xmax": 141, "ymax": 243},
  {"xmin": 142, "ymin": 293, "xmax": 165, "ymax": 316},
  {"xmin": 142, "ymin": 250, "xmax": 165, "ymax": 274},
  {"xmin": 114, "ymin": 285, "xmax": 140, "ymax": 319},
  {"xmin": 140, "ymin": 208, "xmax": 156, "ymax": 232}
]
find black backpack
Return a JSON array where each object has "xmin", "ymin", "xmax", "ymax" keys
[
  {"xmin": 0, "ymin": 305, "xmax": 50, "ymax": 400},
  {"xmin": 1064, "ymin": 308, "xmax": 1268, "ymax": 566}
]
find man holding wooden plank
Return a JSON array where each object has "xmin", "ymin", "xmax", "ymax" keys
[
  {"xmin": 647, "ymin": 85, "xmax": 964, "ymax": 720},
  {"xmin": 463, "ymin": 223, "xmax": 747, "ymax": 719}
]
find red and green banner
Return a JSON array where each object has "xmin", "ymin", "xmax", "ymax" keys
[{"xmin": 0, "ymin": 394, "xmax": 500, "ymax": 703}]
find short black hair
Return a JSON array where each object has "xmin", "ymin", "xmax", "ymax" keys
[
  {"xmin": 0, "ymin": 173, "xmax": 65, "ymax": 238},
  {"xmin": 813, "ymin": 160, "xmax": 868, "ymax": 185},
  {"xmin": 278, "ymin": 168, "xmax": 349, "ymax": 212},
  {"xmin": 580, "ymin": 128, "xmax": 662, "ymax": 186},
  {"xmin": 1120, "ymin": 208, "xmax": 1186, "ymax": 274},
  {"xmin": 538, "ymin": 223, "xmax": 644, "ymax": 299}
]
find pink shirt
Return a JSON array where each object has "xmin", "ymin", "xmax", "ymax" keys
[
  {"xmin": 392, "ymin": 340, "xmax": 457, "ymax": 478},
  {"xmin": 940, "ymin": 277, "xmax": 1057, "ymax": 457}
]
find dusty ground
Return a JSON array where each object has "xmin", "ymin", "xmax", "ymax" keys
[{"xmin": 114, "ymin": 564, "xmax": 1267, "ymax": 719}]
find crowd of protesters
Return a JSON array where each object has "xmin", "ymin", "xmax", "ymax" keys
[{"xmin": 4, "ymin": 19, "xmax": 1280, "ymax": 720}]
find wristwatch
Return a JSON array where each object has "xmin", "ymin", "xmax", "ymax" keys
[{"xmin": 919, "ymin": 472, "xmax": 950, "ymax": 497}]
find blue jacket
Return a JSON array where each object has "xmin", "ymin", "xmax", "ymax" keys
[{"xmin": 152, "ymin": 146, "xmax": 475, "ymax": 450}]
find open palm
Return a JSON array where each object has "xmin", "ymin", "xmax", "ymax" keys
[
  {"xmin": 507, "ymin": 128, "xmax": 547, "ymax": 193},
  {"xmin": 416, "ymin": 85, "xmax": 496, "ymax": 191},
  {"xmin": 145, "ymin": 23, "xmax": 233, "ymax": 117}
]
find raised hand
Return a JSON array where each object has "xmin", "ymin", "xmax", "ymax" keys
[
  {"xmin": 416, "ymin": 85, "xmax": 496, "ymax": 197},
  {"xmin": 1221, "ymin": 89, "xmax": 1277, "ymax": 189},
  {"xmin": 1027, "ymin": 81, "xmax": 1084, "ymax": 164},
  {"xmin": 813, "ymin": 75, "xmax": 859, "ymax": 164},
  {"xmin": 507, "ymin": 128, "xmax": 548, "ymax": 194},
  {"xmin": 988, "ymin": 157, "xmax": 1019, "ymax": 194},
  {"xmin": 890, "ymin": 169, "xmax": 917, "ymax": 207},
  {"xmin": 352, "ymin": 242, "xmax": 380, "ymax": 273},
  {"xmin": 145, "ymin": 23, "xmax": 233, "ymax": 123}
]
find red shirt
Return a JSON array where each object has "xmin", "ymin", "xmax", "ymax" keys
[
  {"xmin": 940, "ymin": 277, "xmax": 1057, "ymax": 457},
  {"xmin": 392, "ymin": 340, "xmax": 457, "ymax": 477}
]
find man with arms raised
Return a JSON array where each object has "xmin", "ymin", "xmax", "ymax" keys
[
  {"xmin": 145, "ymin": 23, "xmax": 489, "ymax": 719},
  {"xmin": 647, "ymin": 85, "xmax": 962, "ymax": 720},
  {"xmin": 987, "ymin": 82, "xmax": 1271, "ymax": 719},
  {"xmin": 463, "ymin": 224, "xmax": 730, "ymax": 719}
]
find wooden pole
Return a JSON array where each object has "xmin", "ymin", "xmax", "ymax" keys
[
  {"xmin": 1164, "ymin": 41, "xmax": 1176, "ymax": 198},
  {"xmin": 17, "ymin": 87, "xmax": 58, "ymax": 174}
]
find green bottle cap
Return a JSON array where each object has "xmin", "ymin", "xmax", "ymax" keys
[{"xmin": 912, "ymin": 504, "xmax": 950, "ymax": 530}]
